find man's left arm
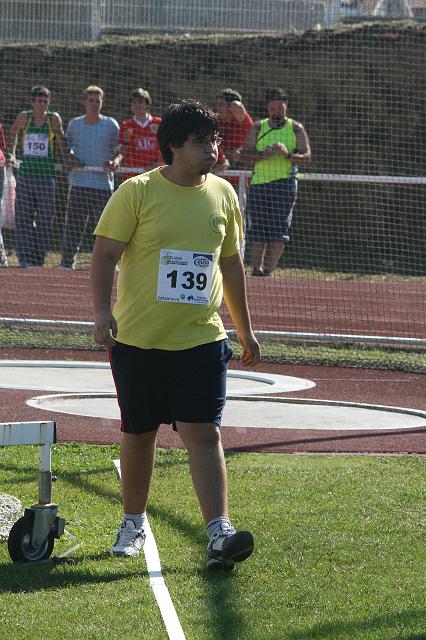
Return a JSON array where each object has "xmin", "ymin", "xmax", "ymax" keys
[
  {"xmin": 104, "ymin": 120, "xmax": 121, "ymax": 172},
  {"xmin": 288, "ymin": 121, "xmax": 311, "ymax": 168},
  {"xmin": 220, "ymin": 252, "xmax": 260, "ymax": 367},
  {"xmin": 52, "ymin": 113, "xmax": 82, "ymax": 169}
]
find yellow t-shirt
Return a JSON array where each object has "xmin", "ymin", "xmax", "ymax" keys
[{"xmin": 94, "ymin": 167, "xmax": 242, "ymax": 350}]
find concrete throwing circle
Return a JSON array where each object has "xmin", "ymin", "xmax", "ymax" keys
[
  {"xmin": 0, "ymin": 360, "xmax": 315, "ymax": 395},
  {"xmin": 4, "ymin": 360, "xmax": 425, "ymax": 432},
  {"xmin": 26, "ymin": 393, "xmax": 426, "ymax": 432}
]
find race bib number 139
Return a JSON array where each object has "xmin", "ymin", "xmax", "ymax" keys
[{"xmin": 157, "ymin": 249, "xmax": 214, "ymax": 305}]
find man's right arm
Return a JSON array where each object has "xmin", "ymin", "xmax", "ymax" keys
[
  {"xmin": 240, "ymin": 122, "xmax": 273, "ymax": 165},
  {"xmin": 90, "ymin": 236, "xmax": 127, "ymax": 347},
  {"xmin": 63, "ymin": 119, "xmax": 84, "ymax": 170},
  {"xmin": 6, "ymin": 112, "xmax": 26, "ymax": 163}
]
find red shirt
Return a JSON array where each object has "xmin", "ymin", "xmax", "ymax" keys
[
  {"xmin": 218, "ymin": 111, "xmax": 253, "ymax": 153},
  {"xmin": 0, "ymin": 124, "xmax": 5, "ymax": 163},
  {"xmin": 118, "ymin": 115, "xmax": 161, "ymax": 181},
  {"xmin": 218, "ymin": 111, "xmax": 253, "ymax": 186}
]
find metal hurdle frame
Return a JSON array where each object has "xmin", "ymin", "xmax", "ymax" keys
[{"xmin": 0, "ymin": 421, "xmax": 65, "ymax": 561}]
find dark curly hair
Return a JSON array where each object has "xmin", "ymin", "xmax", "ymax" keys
[{"xmin": 157, "ymin": 99, "xmax": 219, "ymax": 165}]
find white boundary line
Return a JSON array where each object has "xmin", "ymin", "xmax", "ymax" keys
[
  {"xmin": 113, "ymin": 460, "xmax": 186, "ymax": 640},
  {"xmin": 1, "ymin": 318, "xmax": 425, "ymax": 347}
]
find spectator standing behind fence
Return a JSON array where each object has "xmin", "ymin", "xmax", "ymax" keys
[
  {"xmin": 59, "ymin": 85, "xmax": 119, "ymax": 269},
  {"xmin": 241, "ymin": 88, "xmax": 311, "ymax": 276},
  {"xmin": 111, "ymin": 88, "xmax": 162, "ymax": 182},
  {"xmin": 7, "ymin": 86, "xmax": 69, "ymax": 268},
  {"xmin": 0, "ymin": 122, "xmax": 8, "ymax": 267},
  {"xmin": 215, "ymin": 88, "xmax": 253, "ymax": 184}
]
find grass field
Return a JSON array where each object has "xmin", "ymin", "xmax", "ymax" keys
[
  {"xmin": 1, "ymin": 327, "xmax": 425, "ymax": 374},
  {"xmin": 0, "ymin": 444, "xmax": 424, "ymax": 639}
]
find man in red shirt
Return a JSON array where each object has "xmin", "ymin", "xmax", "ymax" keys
[
  {"xmin": 215, "ymin": 88, "xmax": 253, "ymax": 187},
  {"xmin": 112, "ymin": 88, "xmax": 162, "ymax": 182}
]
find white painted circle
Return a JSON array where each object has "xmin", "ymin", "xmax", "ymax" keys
[
  {"xmin": 26, "ymin": 393, "xmax": 426, "ymax": 431},
  {"xmin": 0, "ymin": 360, "xmax": 315, "ymax": 395}
]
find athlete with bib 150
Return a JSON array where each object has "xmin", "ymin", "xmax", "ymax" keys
[
  {"xmin": 7, "ymin": 85, "xmax": 72, "ymax": 267},
  {"xmin": 90, "ymin": 99, "xmax": 260, "ymax": 569}
]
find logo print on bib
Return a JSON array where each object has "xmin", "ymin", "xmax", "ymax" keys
[
  {"xmin": 193, "ymin": 255, "xmax": 211, "ymax": 269},
  {"xmin": 161, "ymin": 252, "xmax": 173, "ymax": 265}
]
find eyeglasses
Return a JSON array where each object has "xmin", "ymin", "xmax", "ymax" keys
[{"xmin": 191, "ymin": 135, "xmax": 223, "ymax": 148}]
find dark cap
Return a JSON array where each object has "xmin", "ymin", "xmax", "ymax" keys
[
  {"xmin": 217, "ymin": 88, "xmax": 242, "ymax": 104},
  {"xmin": 265, "ymin": 88, "xmax": 288, "ymax": 103}
]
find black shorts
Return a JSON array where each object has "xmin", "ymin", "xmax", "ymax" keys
[
  {"xmin": 110, "ymin": 339, "xmax": 233, "ymax": 434},
  {"xmin": 246, "ymin": 177, "xmax": 297, "ymax": 242}
]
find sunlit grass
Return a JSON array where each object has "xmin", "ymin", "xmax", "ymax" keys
[{"xmin": 0, "ymin": 445, "xmax": 424, "ymax": 639}]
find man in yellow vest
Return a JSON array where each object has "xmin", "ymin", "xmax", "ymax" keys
[{"xmin": 242, "ymin": 88, "xmax": 311, "ymax": 276}]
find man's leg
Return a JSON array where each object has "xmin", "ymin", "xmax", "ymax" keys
[
  {"xmin": 120, "ymin": 430, "xmax": 158, "ymax": 514},
  {"xmin": 32, "ymin": 177, "xmax": 56, "ymax": 266},
  {"xmin": 61, "ymin": 187, "xmax": 90, "ymax": 268},
  {"xmin": 176, "ymin": 421, "xmax": 253, "ymax": 569},
  {"xmin": 262, "ymin": 179, "xmax": 296, "ymax": 275},
  {"xmin": 245, "ymin": 184, "xmax": 267, "ymax": 275},
  {"xmin": 175, "ymin": 421, "xmax": 227, "ymax": 523},
  {"xmin": 250, "ymin": 240, "xmax": 266, "ymax": 275},
  {"xmin": 15, "ymin": 174, "xmax": 36, "ymax": 267},
  {"xmin": 110, "ymin": 429, "xmax": 158, "ymax": 558},
  {"xmin": 263, "ymin": 239, "xmax": 285, "ymax": 275},
  {"xmin": 86, "ymin": 189, "xmax": 113, "ymax": 255}
]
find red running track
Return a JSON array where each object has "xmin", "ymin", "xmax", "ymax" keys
[{"xmin": 1, "ymin": 268, "xmax": 425, "ymax": 338}]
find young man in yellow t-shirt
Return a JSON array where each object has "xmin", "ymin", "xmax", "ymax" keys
[{"xmin": 91, "ymin": 99, "xmax": 260, "ymax": 569}]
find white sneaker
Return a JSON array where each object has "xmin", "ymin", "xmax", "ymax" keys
[
  {"xmin": 110, "ymin": 519, "xmax": 146, "ymax": 557},
  {"xmin": 207, "ymin": 522, "xmax": 254, "ymax": 569}
]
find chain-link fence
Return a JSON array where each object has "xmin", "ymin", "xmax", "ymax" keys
[{"xmin": 0, "ymin": 1, "xmax": 424, "ymax": 43}]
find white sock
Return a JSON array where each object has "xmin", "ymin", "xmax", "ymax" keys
[
  {"xmin": 207, "ymin": 516, "xmax": 233, "ymax": 539},
  {"xmin": 124, "ymin": 512, "xmax": 146, "ymax": 530}
]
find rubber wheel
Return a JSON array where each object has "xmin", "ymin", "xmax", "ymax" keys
[{"xmin": 8, "ymin": 514, "xmax": 55, "ymax": 563}]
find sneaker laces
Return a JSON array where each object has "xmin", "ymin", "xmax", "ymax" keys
[
  {"xmin": 115, "ymin": 520, "xmax": 142, "ymax": 546},
  {"xmin": 210, "ymin": 521, "xmax": 236, "ymax": 543}
]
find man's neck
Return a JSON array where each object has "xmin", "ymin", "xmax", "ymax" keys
[
  {"xmin": 161, "ymin": 165, "xmax": 206, "ymax": 188},
  {"xmin": 85, "ymin": 114, "xmax": 101, "ymax": 124},
  {"xmin": 133, "ymin": 114, "xmax": 150, "ymax": 127},
  {"xmin": 268, "ymin": 117, "xmax": 287, "ymax": 129},
  {"xmin": 32, "ymin": 112, "xmax": 48, "ymax": 126}
]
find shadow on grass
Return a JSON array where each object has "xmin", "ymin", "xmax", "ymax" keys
[
  {"xmin": 285, "ymin": 607, "xmax": 426, "ymax": 639},
  {"xmin": 1, "ymin": 455, "xmax": 207, "ymax": 546},
  {"xmin": 0, "ymin": 554, "xmax": 149, "ymax": 594},
  {"xmin": 225, "ymin": 427, "xmax": 426, "ymax": 453},
  {"xmin": 2, "ymin": 446, "xmax": 251, "ymax": 640},
  {"xmin": 198, "ymin": 564, "xmax": 251, "ymax": 640}
]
